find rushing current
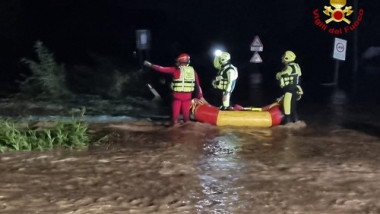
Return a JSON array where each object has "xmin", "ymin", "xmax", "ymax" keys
[{"xmin": 1, "ymin": 88, "xmax": 380, "ymax": 214}]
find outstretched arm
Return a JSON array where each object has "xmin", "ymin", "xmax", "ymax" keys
[{"xmin": 144, "ymin": 60, "xmax": 176, "ymax": 74}]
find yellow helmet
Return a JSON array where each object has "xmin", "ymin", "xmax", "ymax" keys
[
  {"xmin": 213, "ymin": 56, "xmax": 221, "ymax": 69},
  {"xmin": 283, "ymin": 50, "xmax": 296, "ymax": 62},
  {"xmin": 219, "ymin": 52, "xmax": 231, "ymax": 64}
]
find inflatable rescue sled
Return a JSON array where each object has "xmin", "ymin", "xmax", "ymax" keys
[{"xmin": 191, "ymin": 100, "xmax": 283, "ymax": 127}]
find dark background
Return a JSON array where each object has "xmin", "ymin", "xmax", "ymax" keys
[{"xmin": 0, "ymin": 0, "xmax": 378, "ymax": 104}]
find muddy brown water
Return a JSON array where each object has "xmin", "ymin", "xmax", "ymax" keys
[{"xmin": 1, "ymin": 103, "xmax": 380, "ymax": 214}]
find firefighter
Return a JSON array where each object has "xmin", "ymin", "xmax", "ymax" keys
[
  {"xmin": 212, "ymin": 51, "xmax": 238, "ymax": 110},
  {"xmin": 276, "ymin": 50, "xmax": 303, "ymax": 124},
  {"xmin": 144, "ymin": 53, "xmax": 205, "ymax": 126}
]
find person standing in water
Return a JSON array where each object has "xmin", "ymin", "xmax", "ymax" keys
[
  {"xmin": 276, "ymin": 50, "xmax": 303, "ymax": 124},
  {"xmin": 212, "ymin": 51, "xmax": 238, "ymax": 110},
  {"xmin": 144, "ymin": 53, "xmax": 205, "ymax": 126}
]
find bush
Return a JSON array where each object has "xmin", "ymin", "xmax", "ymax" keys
[
  {"xmin": 67, "ymin": 54, "xmax": 151, "ymax": 99},
  {"xmin": 19, "ymin": 40, "xmax": 70, "ymax": 98}
]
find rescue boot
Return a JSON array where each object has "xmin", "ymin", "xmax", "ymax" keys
[
  {"xmin": 283, "ymin": 115, "xmax": 292, "ymax": 125},
  {"xmin": 292, "ymin": 113, "xmax": 299, "ymax": 123},
  {"xmin": 219, "ymin": 105, "xmax": 229, "ymax": 110}
]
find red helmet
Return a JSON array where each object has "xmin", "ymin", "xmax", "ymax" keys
[{"xmin": 176, "ymin": 53, "xmax": 190, "ymax": 65}]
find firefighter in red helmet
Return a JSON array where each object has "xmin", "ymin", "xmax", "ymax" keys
[{"xmin": 144, "ymin": 53, "xmax": 206, "ymax": 126}]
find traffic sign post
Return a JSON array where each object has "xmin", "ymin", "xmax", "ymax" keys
[
  {"xmin": 332, "ymin": 38, "xmax": 347, "ymax": 89},
  {"xmin": 333, "ymin": 37, "xmax": 347, "ymax": 61},
  {"xmin": 322, "ymin": 37, "xmax": 348, "ymax": 88},
  {"xmin": 250, "ymin": 52, "xmax": 263, "ymax": 63},
  {"xmin": 136, "ymin": 29, "xmax": 151, "ymax": 68},
  {"xmin": 250, "ymin": 35, "xmax": 263, "ymax": 63},
  {"xmin": 250, "ymin": 35, "xmax": 263, "ymax": 52},
  {"xmin": 136, "ymin": 29, "xmax": 151, "ymax": 50}
]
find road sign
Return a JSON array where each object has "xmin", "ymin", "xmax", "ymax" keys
[
  {"xmin": 333, "ymin": 37, "xmax": 347, "ymax": 61},
  {"xmin": 250, "ymin": 35, "xmax": 263, "ymax": 52},
  {"xmin": 136, "ymin": 29, "xmax": 151, "ymax": 50},
  {"xmin": 250, "ymin": 52, "xmax": 263, "ymax": 63}
]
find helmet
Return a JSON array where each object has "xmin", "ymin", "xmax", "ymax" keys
[
  {"xmin": 213, "ymin": 56, "xmax": 221, "ymax": 70},
  {"xmin": 283, "ymin": 50, "xmax": 296, "ymax": 62},
  {"xmin": 176, "ymin": 53, "xmax": 190, "ymax": 65},
  {"xmin": 219, "ymin": 52, "xmax": 231, "ymax": 64}
]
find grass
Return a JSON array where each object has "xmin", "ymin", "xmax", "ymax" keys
[{"xmin": 0, "ymin": 116, "xmax": 92, "ymax": 152}]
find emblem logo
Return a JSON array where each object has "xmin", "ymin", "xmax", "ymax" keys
[
  {"xmin": 323, "ymin": 0, "xmax": 353, "ymax": 24},
  {"xmin": 313, "ymin": 0, "xmax": 364, "ymax": 34}
]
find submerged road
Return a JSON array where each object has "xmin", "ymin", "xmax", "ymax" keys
[{"xmin": 1, "ymin": 101, "xmax": 380, "ymax": 214}]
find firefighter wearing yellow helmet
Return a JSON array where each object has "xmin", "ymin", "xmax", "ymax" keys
[
  {"xmin": 212, "ymin": 51, "xmax": 238, "ymax": 110},
  {"xmin": 276, "ymin": 50, "xmax": 303, "ymax": 124}
]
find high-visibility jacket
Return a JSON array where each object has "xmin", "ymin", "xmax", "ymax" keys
[
  {"xmin": 171, "ymin": 66, "xmax": 196, "ymax": 92},
  {"xmin": 150, "ymin": 64, "xmax": 203, "ymax": 98},
  {"xmin": 214, "ymin": 64, "xmax": 238, "ymax": 91},
  {"xmin": 276, "ymin": 62, "xmax": 301, "ymax": 88}
]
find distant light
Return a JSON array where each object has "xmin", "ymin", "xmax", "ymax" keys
[
  {"xmin": 209, "ymin": 44, "xmax": 226, "ymax": 58},
  {"xmin": 214, "ymin": 49, "xmax": 222, "ymax": 56}
]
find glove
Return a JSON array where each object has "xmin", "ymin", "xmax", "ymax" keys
[
  {"xmin": 198, "ymin": 97, "xmax": 207, "ymax": 105},
  {"xmin": 276, "ymin": 95, "xmax": 284, "ymax": 103},
  {"xmin": 143, "ymin": 60, "xmax": 152, "ymax": 67},
  {"xmin": 212, "ymin": 80, "xmax": 217, "ymax": 88},
  {"xmin": 193, "ymin": 97, "xmax": 207, "ymax": 105},
  {"xmin": 212, "ymin": 78, "xmax": 221, "ymax": 89},
  {"xmin": 296, "ymin": 85, "xmax": 304, "ymax": 101}
]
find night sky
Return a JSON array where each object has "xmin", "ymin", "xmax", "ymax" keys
[{"xmin": 0, "ymin": 0, "xmax": 378, "ymax": 103}]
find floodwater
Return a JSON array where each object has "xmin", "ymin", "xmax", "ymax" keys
[{"xmin": 2, "ymin": 90, "xmax": 380, "ymax": 214}]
